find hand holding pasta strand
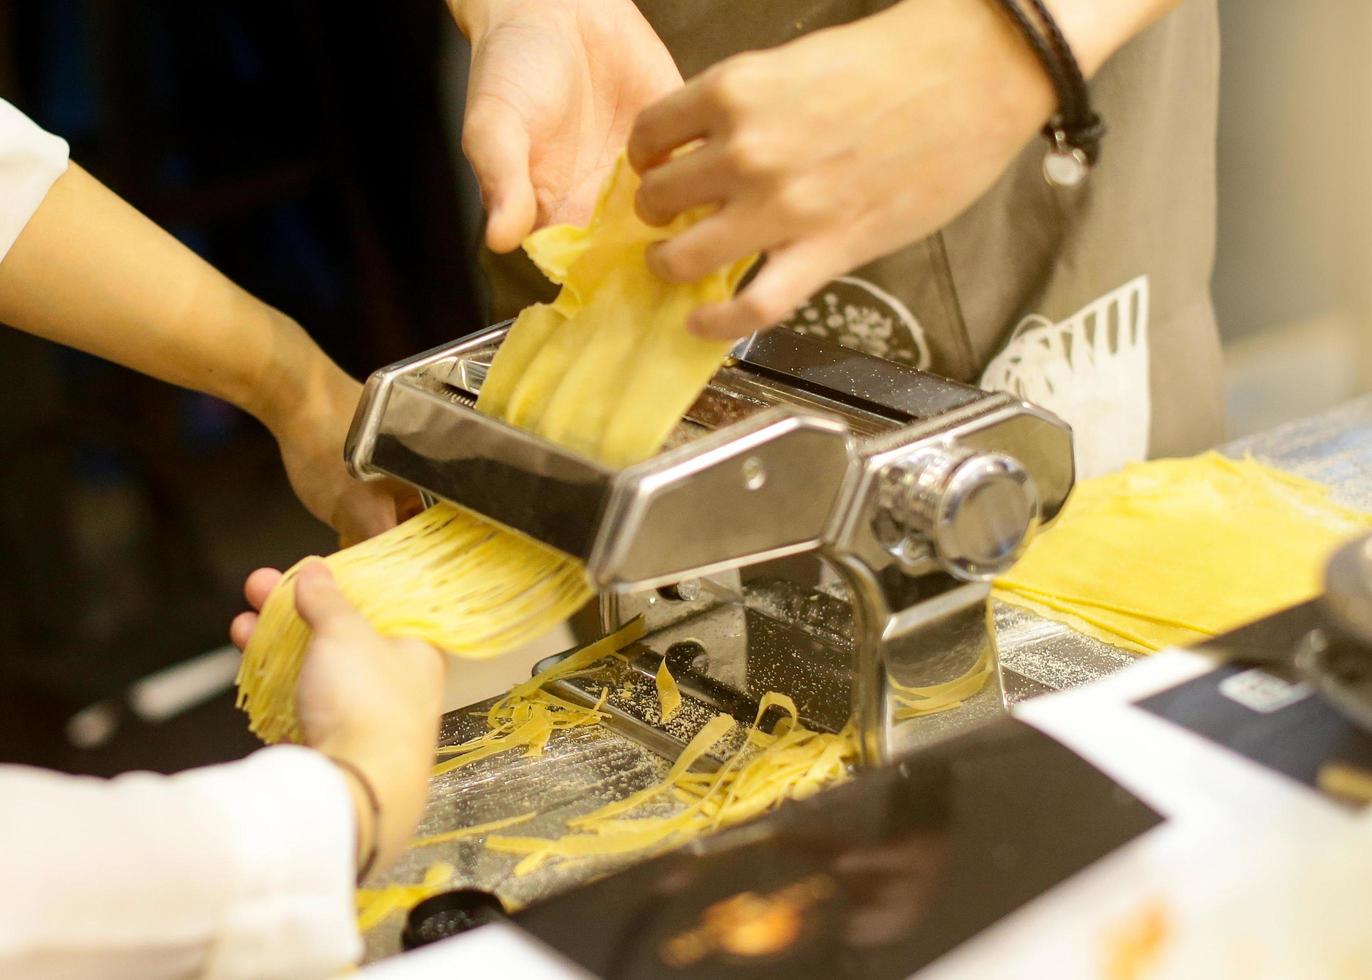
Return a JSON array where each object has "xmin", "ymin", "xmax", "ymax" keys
[{"xmin": 232, "ymin": 564, "xmax": 445, "ymax": 876}]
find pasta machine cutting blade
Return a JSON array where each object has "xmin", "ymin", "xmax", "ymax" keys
[{"xmin": 345, "ymin": 322, "xmax": 1074, "ymax": 763}]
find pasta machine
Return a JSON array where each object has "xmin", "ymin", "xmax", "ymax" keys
[{"xmin": 345, "ymin": 323, "xmax": 1074, "ymax": 764}]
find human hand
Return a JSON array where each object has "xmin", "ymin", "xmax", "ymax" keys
[
  {"xmin": 626, "ymin": 0, "xmax": 1060, "ymax": 341},
  {"xmin": 269, "ymin": 358, "xmax": 423, "ymax": 547},
  {"xmin": 232, "ymin": 564, "xmax": 446, "ymax": 875},
  {"xmin": 449, "ymin": 0, "xmax": 681, "ymax": 251}
]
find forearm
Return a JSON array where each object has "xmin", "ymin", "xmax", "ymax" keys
[
  {"xmin": 863, "ymin": 0, "xmax": 1184, "ymax": 152},
  {"xmin": 0, "ymin": 163, "xmax": 343, "ymax": 439},
  {"xmin": 1038, "ymin": 0, "xmax": 1185, "ymax": 77},
  {"xmin": 870, "ymin": 0, "xmax": 1183, "ymax": 101}
]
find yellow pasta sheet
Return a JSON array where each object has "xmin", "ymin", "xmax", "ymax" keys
[
  {"xmin": 994, "ymin": 452, "xmax": 1372, "ymax": 654},
  {"xmin": 478, "ymin": 154, "xmax": 754, "ymax": 467}
]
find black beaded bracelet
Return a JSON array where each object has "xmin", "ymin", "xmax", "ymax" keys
[
  {"xmin": 331, "ymin": 756, "xmax": 381, "ymax": 885},
  {"xmin": 991, "ymin": 0, "xmax": 1105, "ymax": 186}
]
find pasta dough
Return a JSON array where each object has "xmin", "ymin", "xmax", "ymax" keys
[
  {"xmin": 477, "ymin": 155, "xmax": 754, "ymax": 466},
  {"xmin": 994, "ymin": 452, "xmax": 1372, "ymax": 654},
  {"xmin": 237, "ymin": 155, "xmax": 754, "ymax": 744}
]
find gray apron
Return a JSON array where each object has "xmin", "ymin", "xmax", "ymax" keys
[{"xmin": 479, "ymin": 0, "xmax": 1224, "ymax": 462}]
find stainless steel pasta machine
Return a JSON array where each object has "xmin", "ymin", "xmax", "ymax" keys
[{"xmin": 345, "ymin": 322, "xmax": 1074, "ymax": 764}]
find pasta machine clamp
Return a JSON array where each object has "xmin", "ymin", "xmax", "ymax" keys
[{"xmin": 345, "ymin": 323, "xmax": 1074, "ymax": 764}]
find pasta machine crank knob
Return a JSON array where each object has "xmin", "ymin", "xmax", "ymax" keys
[{"xmin": 878, "ymin": 446, "xmax": 1041, "ymax": 581}]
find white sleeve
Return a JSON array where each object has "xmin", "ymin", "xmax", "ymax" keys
[
  {"xmin": 0, "ymin": 98, "xmax": 70, "ymax": 263},
  {"xmin": 0, "ymin": 746, "xmax": 362, "ymax": 980}
]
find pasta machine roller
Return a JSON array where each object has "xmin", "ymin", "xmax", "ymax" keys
[{"xmin": 345, "ymin": 322, "xmax": 1074, "ymax": 764}]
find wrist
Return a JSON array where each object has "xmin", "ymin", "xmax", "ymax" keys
[
  {"xmin": 332, "ymin": 748, "xmax": 432, "ymax": 875},
  {"xmin": 319, "ymin": 708, "xmax": 440, "ymax": 869},
  {"xmin": 249, "ymin": 316, "xmax": 357, "ymax": 448},
  {"xmin": 333, "ymin": 758, "xmax": 381, "ymax": 880},
  {"xmin": 875, "ymin": 0, "xmax": 1055, "ymax": 143},
  {"xmin": 171, "ymin": 271, "xmax": 333, "ymax": 434}
]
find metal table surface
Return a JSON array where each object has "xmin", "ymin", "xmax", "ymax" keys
[{"xmin": 363, "ymin": 396, "xmax": 1372, "ymax": 962}]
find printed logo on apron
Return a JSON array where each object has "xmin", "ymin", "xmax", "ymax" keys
[
  {"xmin": 781, "ymin": 276, "xmax": 931, "ymax": 369},
  {"xmin": 979, "ymin": 275, "xmax": 1151, "ymax": 479}
]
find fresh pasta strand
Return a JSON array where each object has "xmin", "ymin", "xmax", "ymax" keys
[{"xmin": 236, "ymin": 504, "xmax": 591, "ymax": 743}]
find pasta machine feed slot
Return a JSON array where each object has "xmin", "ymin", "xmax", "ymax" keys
[{"xmin": 346, "ymin": 323, "xmax": 1075, "ymax": 763}]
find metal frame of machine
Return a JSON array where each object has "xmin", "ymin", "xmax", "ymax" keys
[{"xmin": 346, "ymin": 323, "xmax": 1075, "ymax": 763}]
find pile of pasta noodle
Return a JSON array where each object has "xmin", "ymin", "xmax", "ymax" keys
[
  {"xmin": 239, "ymin": 506, "xmax": 590, "ymax": 743},
  {"xmin": 236, "ymin": 155, "xmax": 753, "ymax": 743},
  {"xmin": 484, "ymin": 702, "xmax": 857, "ymax": 877},
  {"xmin": 411, "ymin": 616, "xmax": 998, "ymax": 875},
  {"xmin": 429, "ymin": 619, "xmax": 645, "ymax": 779},
  {"xmin": 424, "ymin": 618, "xmax": 861, "ymax": 877}
]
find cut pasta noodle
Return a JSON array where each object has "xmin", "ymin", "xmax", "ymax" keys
[
  {"xmin": 889, "ymin": 647, "xmax": 993, "ymax": 721},
  {"xmin": 354, "ymin": 862, "xmax": 453, "ymax": 934},
  {"xmin": 422, "ymin": 619, "xmax": 1000, "ymax": 874},
  {"xmin": 236, "ymin": 155, "xmax": 753, "ymax": 743},
  {"xmin": 411, "ymin": 813, "xmax": 536, "ymax": 849},
  {"xmin": 429, "ymin": 618, "xmax": 642, "ymax": 776},
  {"xmin": 486, "ymin": 704, "xmax": 858, "ymax": 877},
  {"xmin": 656, "ymin": 659, "xmax": 682, "ymax": 723}
]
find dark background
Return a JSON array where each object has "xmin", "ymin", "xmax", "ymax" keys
[{"xmin": 0, "ymin": 0, "xmax": 484, "ymax": 774}]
